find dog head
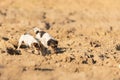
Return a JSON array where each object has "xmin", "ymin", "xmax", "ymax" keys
[
  {"xmin": 47, "ymin": 39, "xmax": 58, "ymax": 49},
  {"xmin": 33, "ymin": 27, "xmax": 42, "ymax": 34}
]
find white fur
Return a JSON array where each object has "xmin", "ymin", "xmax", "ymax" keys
[
  {"xmin": 33, "ymin": 27, "xmax": 54, "ymax": 48},
  {"xmin": 36, "ymin": 32, "xmax": 54, "ymax": 48},
  {"xmin": 17, "ymin": 33, "xmax": 39, "ymax": 50}
]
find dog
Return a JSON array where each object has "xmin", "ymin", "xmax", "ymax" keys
[
  {"xmin": 33, "ymin": 27, "xmax": 58, "ymax": 53},
  {"xmin": 17, "ymin": 33, "xmax": 41, "ymax": 54}
]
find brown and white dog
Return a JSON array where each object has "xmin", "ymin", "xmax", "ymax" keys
[
  {"xmin": 33, "ymin": 27, "xmax": 58, "ymax": 53},
  {"xmin": 17, "ymin": 33, "xmax": 42, "ymax": 54}
]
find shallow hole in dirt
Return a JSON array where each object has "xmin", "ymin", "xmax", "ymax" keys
[
  {"xmin": 34, "ymin": 68, "xmax": 54, "ymax": 72},
  {"xmin": 116, "ymin": 44, "xmax": 120, "ymax": 51},
  {"xmin": 6, "ymin": 47, "xmax": 21, "ymax": 55},
  {"xmin": 2, "ymin": 37, "xmax": 9, "ymax": 41}
]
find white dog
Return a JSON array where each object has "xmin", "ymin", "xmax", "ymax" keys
[
  {"xmin": 17, "ymin": 33, "xmax": 41, "ymax": 54},
  {"xmin": 33, "ymin": 27, "xmax": 58, "ymax": 53}
]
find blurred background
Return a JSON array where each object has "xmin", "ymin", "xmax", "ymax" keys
[{"xmin": 0, "ymin": 0, "xmax": 120, "ymax": 80}]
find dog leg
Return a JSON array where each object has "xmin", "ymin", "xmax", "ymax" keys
[{"xmin": 17, "ymin": 38, "xmax": 23, "ymax": 50}]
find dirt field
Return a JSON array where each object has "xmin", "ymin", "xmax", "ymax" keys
[{"xmin": 1, "ymin": 0, "xmax": 120, "ymax": 80}]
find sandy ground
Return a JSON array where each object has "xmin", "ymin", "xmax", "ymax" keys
[{"xmin": 1, "ymin": 0, "xmax": 120, "ymax": 80}]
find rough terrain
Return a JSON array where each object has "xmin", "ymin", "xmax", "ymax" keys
[{"xmin": 0, "ymin": 0, "xmax": 120, "ymax": 80}]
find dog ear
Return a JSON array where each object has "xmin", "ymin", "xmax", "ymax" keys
[
  {"xmin": 47, "ymin": 39, "xmax": 58, "ymax": 46},
  {"xmin": 47, "ymin": 39, "xmax": 51, "ymax": 46},
  {"xmin": 52, "ymin": 40, "xmax": 58, "ymax": 45},
  {"xmin": 40, "ymin": 31, "xmax": 46, "ymax": 37},
  {"xmin": 47, "ymin": 39, "xmax": 55, "ymax": 46}
]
